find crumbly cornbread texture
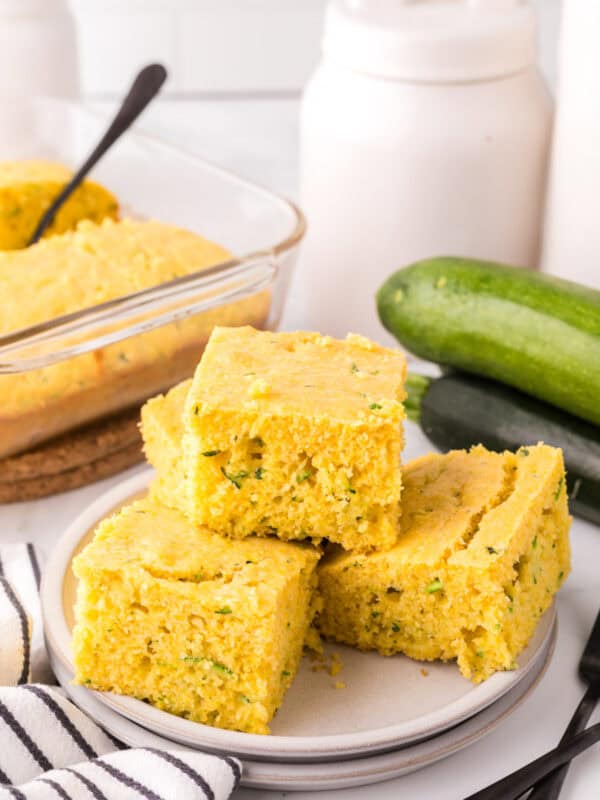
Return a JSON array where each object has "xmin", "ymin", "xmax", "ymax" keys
[
  {"xmin": 317, "ymin": 444, "xmax": 571, "ymax": 682},
  {"xmin": 182, "ymin": 327, "xmax": 406, "ymax": 551},
  {"xmin": 0, "ymin": 219, "xmax": 269, "ymax": 458},
  {"xmin": 0, "ymin": 160, "xmax": 118, "ymax": 249},
  {"xmin": 72, "ymin": 497, "xmax": 320, "ymax": 734}
]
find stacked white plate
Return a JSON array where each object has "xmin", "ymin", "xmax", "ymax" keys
[{"xmin": 42, "ymin": 471, "xmax": 556, "ymax": 791}]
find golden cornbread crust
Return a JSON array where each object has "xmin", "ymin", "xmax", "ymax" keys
[
  {"xmin": 0, "ymin": 406, "xmax": 143, "ymax": 502},
  {"xmin": 72, "ymin": 498, "xmax": 321, "ymax": 734},
  {"xmin": 0, "ymin": 219, "xmax": 270, "ymax": 459},
  {"xmin": 182, "ymin": 327, "xmax": 406, "ymax": 551},
  {"xmin": 317, "ymin": 444, "xmax": 571, "ymax": 682},
  {"xmin": 0, "ymin": 160, "xmax": 118, "ymax": 250}
]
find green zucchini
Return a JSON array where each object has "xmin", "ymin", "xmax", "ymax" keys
[
  {"xmin": 377, "ymin": 258, "xmax": 600, "ymax": 426},
  {"xmin": 406, "ymin": 370, "xmax": 600, "ymax": 525}
]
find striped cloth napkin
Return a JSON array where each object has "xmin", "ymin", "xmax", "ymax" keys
[{"xmin": 0, "ymin": 543, "xmax": 241, "ymax": 799}]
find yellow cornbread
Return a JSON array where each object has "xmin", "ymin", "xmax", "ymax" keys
[
  {"xmin": 182, "ymin": 327, "xmax": 406, "ymax": 551},
  {"xmin": 317, "ymin": 444, "xmax": 571, "ymax": 681},
  {"xmin": 72, "ymin": 497, "xmax": 320, "ymax": 735},
  {"xmin": 141, "ymin": 379, "xmax": 192, "ymax": 512},
  {"xmin": 0, "ymin": 160, "xmax": 118, "ymax": 249},
  {"xmin": 0, "ymin": 219, "xmax": 270, "ymax": 458}
]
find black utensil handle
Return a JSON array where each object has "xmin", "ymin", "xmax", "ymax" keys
[
  {"xmin": 28, "ymin": 63, "xmax": 168, "ymax": 245},
  {"xmin": 463, "ymin": 722, "xmax": 600, "ymax": 800},
  {"xmin": 526, "ymin": 685, "xmax": 598, "ymax": 800}
]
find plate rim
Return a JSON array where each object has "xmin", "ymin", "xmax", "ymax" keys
[
  {"xmin": 42, "ymin": 468, "xmax": 557, "ymax": 762},
  {"xmin": 48, "ymin": 622, "xmax": 556, "ymax": 791}
]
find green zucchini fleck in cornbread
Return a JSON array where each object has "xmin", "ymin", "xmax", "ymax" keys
[
  {"xmin": 317, "ymin": 444, "xmax": 571, "ymax": 682},
  {"xmin": 72, "ymin": 497, "xmax": 320, "ymax": 734},
  {"xmin": 181, "ymin": 326, "xmax": 406, "ymax": 551}
]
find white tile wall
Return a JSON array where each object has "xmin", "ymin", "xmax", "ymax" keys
[
  {"xmin": 70, "ymin": 0, "xmax": 562, "ymax": 97},
  {"xmin": 176, "ymin": 5, "xmax": 325, "ymax": 93},
  {"xmin": 536, "ymin": 0, "xmax": 562, "ymax": 88},
  {"xmin": 70, "ymin": 0, "xmax": 326, "ymax": 95}
]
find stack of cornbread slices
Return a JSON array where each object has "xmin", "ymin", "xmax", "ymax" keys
[{"xmin": 72, "ymin": 326, "xmax": 571, "ymax": 735}]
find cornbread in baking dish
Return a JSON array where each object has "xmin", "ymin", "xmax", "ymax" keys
[
  {"xmin": 0, "ymin": 219, "xmax": 270, "ymax": 459},
  {"xmin": 72, "ymin": 497, "xmax": 320, "ymax": 735},
  {"xmin": 182, "ymin": 326, "xmax": 406, "ymax": 551},
  {"xmin": 317, "ymin": 444, "xmax": 571, "ymax": 682},
  {"xmin": 0, "ymin": 160, "xmax": 118, "ymax": 249}
]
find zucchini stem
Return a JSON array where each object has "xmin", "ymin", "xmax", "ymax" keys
[{"xmin": 404, "ymin": 373, "xmax": 431, "ymax": 423}]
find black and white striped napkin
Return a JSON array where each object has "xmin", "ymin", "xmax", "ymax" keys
[{"xmin": 0, "ymin": 543, "xmax": 241, "ymax": 800}]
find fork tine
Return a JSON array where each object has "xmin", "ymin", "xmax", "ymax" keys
[
  {"xmin": 463, "ymin": 723, "xmax": 600, "ymax": 800},
  {"xmin": 526, "ymin": 685, "xmax": 598, "ymax": 800}
]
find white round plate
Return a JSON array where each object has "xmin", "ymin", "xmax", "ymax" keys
[
  {"xmin": 48, "ymin": 625, "xmax": 555, "ymax": 791},
  {"xmin": 42, "ymin": 466, "xmax": 557, "ymax": 763}
]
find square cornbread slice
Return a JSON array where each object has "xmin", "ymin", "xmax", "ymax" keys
[
  {"xmin": 141, "ymin": 379, "xmax": 192, "ymax": 512},
  {"xmin": 317, "ymin": 444, "xmax": 571, "ymax": 682},
  {"xmin": 72, "ymin": 497, "xmax": 320, "ymax": 735},
  {"xmin": 182, "ymin": 326, "xmax": 406, "ymax": 551}
]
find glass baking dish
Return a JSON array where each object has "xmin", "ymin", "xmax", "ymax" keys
[{"xmin": 0, "ymin": 97, "xmax": 305, "ymax": 459}]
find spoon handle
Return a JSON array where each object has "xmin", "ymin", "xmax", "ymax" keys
[
  {"xmin": 28, "ymin": 63, "xmax": 167, "ymax": 245},
  {"xmin": 526, "ymin": 685, "xmax": 598, "ymax": 800},
  {"xmin": 463, "ymin": 722, "xmax": 600, "ymax": 800}
]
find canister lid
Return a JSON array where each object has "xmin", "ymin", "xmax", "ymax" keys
[{"xmin": 322, "ymin": 0, "xmax": 538, "ymax": 82}]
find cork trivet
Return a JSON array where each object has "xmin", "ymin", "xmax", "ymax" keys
[{"xmin": 0, "ymin": 407, "xmax": 144, "ymax": 503}]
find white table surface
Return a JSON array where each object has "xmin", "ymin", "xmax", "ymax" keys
[{"xmin": 3, "ymin": 97, "xmax": 598, "ymax": 799}]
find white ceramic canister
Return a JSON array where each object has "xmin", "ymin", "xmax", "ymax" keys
[
  {"xmin": 297, "ymin": 0, "xmax": 552, "ymax": 342},
  {"xmin": 0, "ymin": 0, "xmax": 79, "ymax": 99},
  {"xmin": 541, "ymin": 2, "xmax": 600, "ymax": 289}
]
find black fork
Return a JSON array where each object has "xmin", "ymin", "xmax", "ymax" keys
[{"xmin": 28, "ymin": 63, "xmax": 167, "ymax": 245}]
